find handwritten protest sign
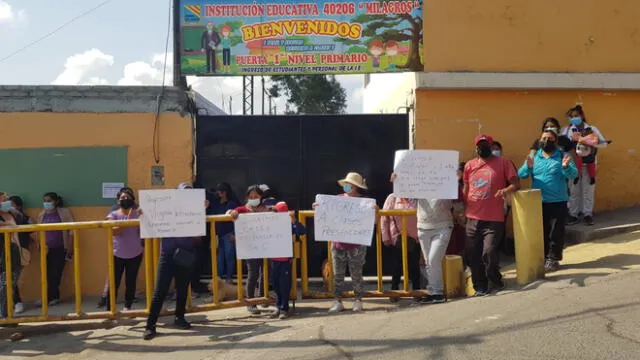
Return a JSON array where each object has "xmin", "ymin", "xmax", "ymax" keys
[
  {"xmin": 139, "ymin": 189, "xmax": 206, "ymax": 239},
  {"xmin": 314, "ymin": 195, "xmax": 376, "ymax": 246},
  {"xmin": 235, "ymin": 212, "xmax": 293, "ymax": 260},
  {"xmin": 393, "ymin": 150, "xmax": 459, "ymax": 199}
]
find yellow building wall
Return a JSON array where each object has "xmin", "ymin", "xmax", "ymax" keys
[
  {"xmin": 1, "ymin": 112, "xmax": 193, "ymax": 301},
  {"xmin": 414, "ymin": 89, "xmax": 640, "ymax": 211},
  {"xmin": 424, "ymin": 0, "xmax": 640, "ymax": 72}
]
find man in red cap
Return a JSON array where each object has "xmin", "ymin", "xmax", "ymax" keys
[{"xmin": 464, "ymin": 134, "xmax": 519, "ymax": 296}]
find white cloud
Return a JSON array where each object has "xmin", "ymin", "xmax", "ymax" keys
[
  {"xmin": 52, "ymin": 48, "xmax": 114, "ymax": 85},
  {"xmin": 0, "ymin": 1, "xmax": 26, "ymax": 24},
  {"xmin": 117, "ymin": 52, "xmax": 173, "ymax": 86}
]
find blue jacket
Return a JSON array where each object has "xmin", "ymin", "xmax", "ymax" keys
[{"xmin": 518, "ymin": 149, "xmax": 578, "ymax": 203}]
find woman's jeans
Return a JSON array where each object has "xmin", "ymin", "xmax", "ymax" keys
[
  {"xmin": 217, "ymin": 233, "xmax": 236, "ymax": 281},
  {"xmin": 246, "ymin": 259, "xmax": 265, "ymax": 299},
  {"xmin": 47, "ymin": 247, "xmax": 66, "ymax": 301},
  {"xmin": 146, "ymin": 251, "xmax": 192, "ymax": 330},
  {"xmin": 418, "ymin": 227, "xmax": 452, "ymax": 295}
]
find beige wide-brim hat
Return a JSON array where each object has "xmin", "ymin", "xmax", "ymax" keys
[{"xmin": 338, "ymin": 172, "xmax": 368, "ymax": 190}]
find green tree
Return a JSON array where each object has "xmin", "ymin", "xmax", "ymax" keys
[{"xmin": 268, "ymin": 75, "xmax": 347, "ymax": 115}]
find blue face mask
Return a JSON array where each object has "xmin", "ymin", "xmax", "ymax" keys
[
  {"xmin": 570, "ymin": 117, "xmax": 583, "ymax": 126},
  {"xmin": 342, "ymin": 184, "xmax": 353, "ymax": 194},
  {"xmin": 491, "ymin": 150, "xmax": 501, "ymax": 157},
  {"xmin": 43, "ymin": 202, "xmax": 54, "ymax": 210},
  {"xmin": 0, "ymin": 201, "xmax": 12, "ymax": 212}
]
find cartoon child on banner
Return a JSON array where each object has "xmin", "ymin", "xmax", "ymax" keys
[
  {"xmin": 385, "ymin": 40, "xmax": 399, "ymax": 71},
  {"xmin": 220, "ymin": 24, "xmax": 232, "ymax": 73},
  {"xmin": 369, "ymin": 40, "xmax": 383, "ymax": 70},
  {"xmin": 201, "ymin": 21, "xmax": 220, "ymax": 73}
]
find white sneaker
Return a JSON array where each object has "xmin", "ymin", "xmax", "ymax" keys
[
  {"xmin": 247, "ymin": 305, "xmax": 261, "ymax": 315},
  {"xmin": 328, "ymin": 300, "xmax": 344, "ymax": 314},
  {"xmin": 123, "ymin": 307, "xmax": 131, "ymax": 312},
  {"xmin": 352, "ymin": 300, "xmax": 363, "ymax": 313},
  {"xmin": 14, "ymin": 302, "xmax": 24, "ymax": 314}
]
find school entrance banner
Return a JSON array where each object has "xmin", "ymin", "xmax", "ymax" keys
[{"xmin": 178, "ymin": 0, "xmax": 424, "ymax": 76}]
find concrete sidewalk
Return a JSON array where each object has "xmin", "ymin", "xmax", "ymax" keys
[
  {"xmin": 1, "ymin": 230, "xmax": 640, "ymax": 359},
  {"xmin": 565, "ymin": 205, "xmax": 640, "ymax": 244}
]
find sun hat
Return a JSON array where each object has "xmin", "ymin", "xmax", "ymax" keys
[
  {"xmin": 177, "ymin": 182, "xmax": 193, "ymax": 189},
  {"xmin": 337, "ymin": 172, "xmax": 368, "ymax": 190}
]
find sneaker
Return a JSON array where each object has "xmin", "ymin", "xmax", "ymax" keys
[
  {"xmin": 474, "ymin": 290, "xmax": 489, "ymax": 297},
  {"xmin": 352, "ymin": 300, "xmax": 363, "ymax": 313},
  {"xmin": 260, "ymin": 303, "xmax": 270, "ymax": 309},
  {"xmin": 14, "ymin": 302, "xmax": 24, "ymax": 314},
  {"xmin": 96, "ymin": 297, "xmax": 107, "ymax": 308},
  {"xmin": 420, "ymin": 294, "xmax": 447, "ymax": 304},
  {"xmin": 567, "ymin": 216, "xmax": 580, "ymax": 225},
  {"xmin": 278, "ymin": 310, "xmax": 289, "ymax": 320},
  {"xmin": 328, "ymin": 300, "xmax": 344, "ymax": 314},
  {"xmin": 545, "ymin": 259, "xmax": 560, "ymax": 273},
  {"xmin": 123, "ymin": 307, "xmax": 131, "ymax": 312},
  {"xmin": 584, "ymin": 216, "xmax": 595, "ymax": 226},
  {"xmin": 269, "ymin": 309, "xmax": 280, "ymax": 318},
  {"xmin": 247, "ymin": 305, "xmax": 261, "ymax": 315},
  {"xmin": 143, "ymin": 328, "xmax": 156, "ymax": 340},
  {"xmin": 490, "ymin": 281, "xmax": 506, "ymax": 293},
  {"xmin": 174, "ymin": 317, "xmax": 191, "ymax": 330}
]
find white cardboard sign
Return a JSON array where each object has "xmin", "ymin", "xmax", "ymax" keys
[
  {"xmin": 393, "ymin": 150, "xmax": 459, "ymax": 199},
  {"xmin": 139, "ymin": 189, "xmax": 206, "ymax": 239},
  {"xmin": 314, "ymin": 194, "xmax": 376, "ymax": 246},
  {"xmin": 235, "ymin": 212, "xmax": 293, "ymax": 260}
]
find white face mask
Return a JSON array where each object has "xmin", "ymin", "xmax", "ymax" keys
[
  {"xmin": 492, "ymin": 150, "xmax": 501, "ymax": 157},
  {"xmin": 247, "ymin": 199, "xmax": 261, "ymax": 207}
]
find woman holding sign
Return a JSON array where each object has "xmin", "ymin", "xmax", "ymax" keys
[
  {"xmin": 228, "ymin": 185, "xmax": 270, "ymax": 315},
  {"xmin": 314, "ymin": 172, "xmax": 373, "ymax": 314}
]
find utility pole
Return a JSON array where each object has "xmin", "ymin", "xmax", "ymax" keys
[
  {"xmin": 261, "ymin": 76, "xmax": 266, "ymax": 115},
  {"xmin": 229, "ymin": 96, "xmax": 232, "ymax": 114},
  {"xmin": 242, "ymin": 75, "xmax": 254, "ymax": 115},
  {"xmin": 268, "ymin": 96, "xmax": 273, "ymax": 115}
]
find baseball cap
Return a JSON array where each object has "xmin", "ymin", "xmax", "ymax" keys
[
  {"xmin": 177, "ymin": 182, "xmax": 193, "ymax": 189},
  {"xmin": 474, "ymin": 134, "xmax": 494, "ymax": 145}
]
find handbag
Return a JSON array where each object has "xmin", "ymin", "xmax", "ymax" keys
[{"xmin": 173, "ymin": 248, "xmax": 195, "ymax": 268}]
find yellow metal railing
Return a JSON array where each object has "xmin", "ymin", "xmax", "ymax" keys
[
  {"xmin": 297, "ymin": 209, "xmax": 462, "ymax": 299},
  {"xmin": 0, "ymin": 215, "xmax": 297, "ymax": 326}
]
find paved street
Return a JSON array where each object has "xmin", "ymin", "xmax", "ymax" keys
[{"xmin": 2, "ymin": 231, "xmax": 640, "ymax": 359}]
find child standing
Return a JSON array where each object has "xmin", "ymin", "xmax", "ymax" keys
[{"xmin": 314, "ymin": 172, "xmax": 373, "ymax": 313}]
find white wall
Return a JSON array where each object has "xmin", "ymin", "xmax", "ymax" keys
[{"xmin": 363, "ymin": 73, "xmax": 416, "ymax": 114}]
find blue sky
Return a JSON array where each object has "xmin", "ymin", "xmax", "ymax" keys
[{"xmin": 0, "ymin": 0, "xmax": 364, "ymax": 113}]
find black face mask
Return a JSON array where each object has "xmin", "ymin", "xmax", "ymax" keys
[
  {"xmin": 477, "ymin": 144, "xmax": 492, "ymax": 159},
  {"xmin": 119, "ymin": 198, "xmax": 134, "ymax": 209},
  {"xmin": 540, "ymin": 140, "xmax": 556, "ymax": 153}
]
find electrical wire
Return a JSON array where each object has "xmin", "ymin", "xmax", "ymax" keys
[
  {"xmin": 0, "ymin": 0, "xmax": 114, "ymax": 64},
  {"xmin": 152, "ymin": 0, "xmax": 173, "ymax": 165}
]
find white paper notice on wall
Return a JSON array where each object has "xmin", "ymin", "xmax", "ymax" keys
[
  {"xmin": 314, "ymin": 194, "xmax": 376, "ymax": 246},
  {"xmin": 102, "ymin": 182, "xmax": 125, "ymax": 199},
  {"xmin": 393, "ymin": 150, "xmax": 459, "ymax": 200},
  {"xmin": 235, "ymin": 212, "xmax": 293, "ymax": 260},
  {"xmin": 139, "ymin": 189, "xmax": 206, "ymax": 239}
]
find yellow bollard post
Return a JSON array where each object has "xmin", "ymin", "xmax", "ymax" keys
[
  {"xmin": 401, "ymin": 216, "xmax": 409, "ymax": 292},
  {"xmin": 375, "ymin": 217, "xmax": 383, "ymax": 293},
  {"xmin": 144, "ymin": 238, "xmax": 154, "ymax": 311},
  {"xmin": 442, "ymin": 255, "xmax": 464, "ymax": 298},
  {"xmin": 106, "ymin": 228, "xmax": 117, "ymax": 315},
  {"xmin": 39, "ymin": 231, "xmax": 48, "ymax": 317},
  {"xmin": 210, "ymin": 221, "xmax": 221, "ymax": 305},
  {"xmin": 327, "ymin": 242, "xmax": 334, "ymax": 296},
  {"xmin": 73, "ymin": 230, "xmax": 82, "ymax": 315},
  {"xmin": 299, "ymin": 213, "xmax": 309, "ymax": 297},
  {"xmin": 236, "ymin": 259, "xmax": 244, "ymax": 301},
  {"xmin": 4, "ymin": 232, "xmax": 14, "ymax": 319},
  {"xmin": 512, "ymin": 189, "xmax": 545, "ymax": 285}
]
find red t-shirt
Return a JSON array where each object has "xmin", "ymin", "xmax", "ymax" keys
[{"xmin": 463, "ymin": 156, "xmax": 517, "ymax": 222}]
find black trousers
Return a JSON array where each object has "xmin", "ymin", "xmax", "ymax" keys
[
  {"xmin": 146, "ymin": 251, "xmax": 192, "ymax": 330},
  {"xmin": 390, "ymin": 237, "xmax": 421, "ymax": 290},
  {"xmin": 543, "ymin": 202, "xmax": 568, "ymax": 261},
  {"xmin": 47, "ymin": 247, "xmax": 66, "ymax": 301},
  {"xmin": 271, "ymin": 261, "xmax": 291, "ymax": 311},
  {"xmin": 466, "ymin": 219, "xmax": 504, "ymax": 292},
  {"xmin": 105, "ymin": 254, "xmax": 143, "ymax": 309},
  {"xmin": 190, "ymin": 238, "xmax": 210, "ymax": 292},
  {"xmin": 206, "ymin": 50, "xmax": 217, "ymax": 73}
]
